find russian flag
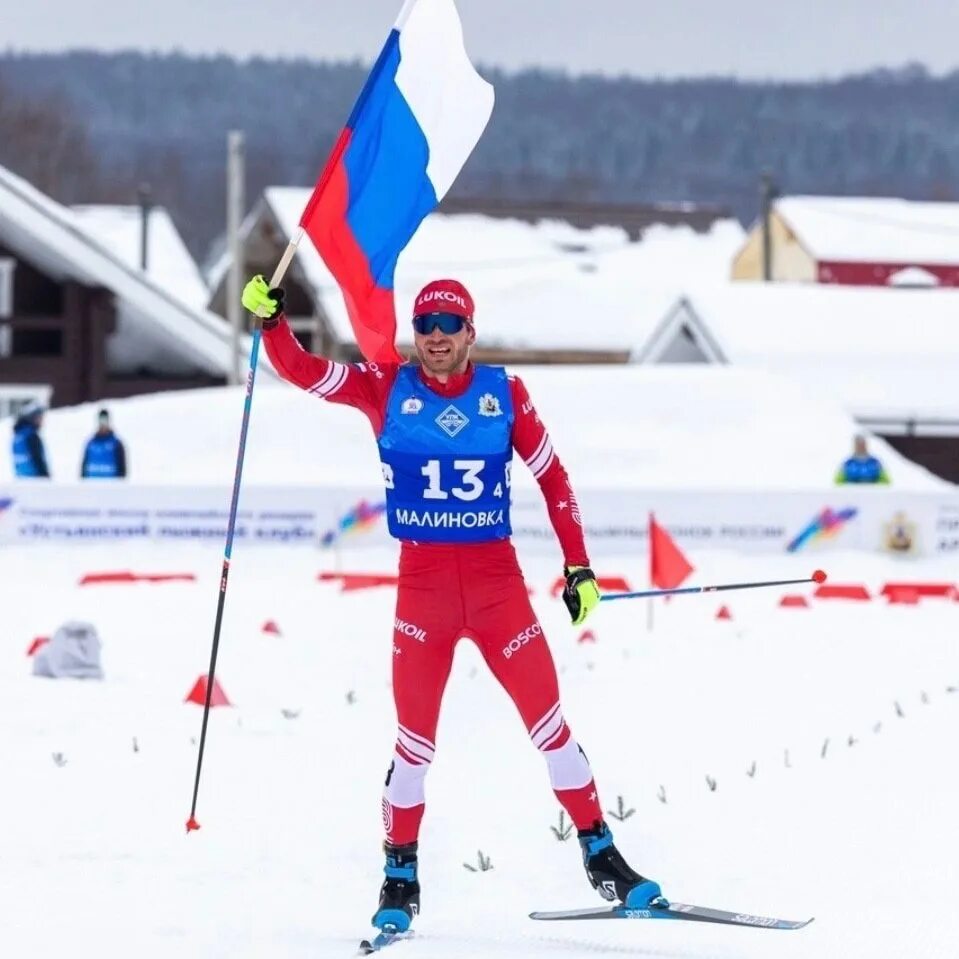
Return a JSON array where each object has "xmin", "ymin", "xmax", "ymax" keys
[{"xmin": 299, "ymin": 0, "xmax": 494, "ymax": 364}]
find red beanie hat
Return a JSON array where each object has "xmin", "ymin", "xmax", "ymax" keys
[{"xmin": 412, "ymin": 279, "xmax": 475, "ymax": 322}]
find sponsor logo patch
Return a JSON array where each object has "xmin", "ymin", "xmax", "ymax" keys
[
  {"xmin": 435, "ymin": 404, "xmax": 469, "ymax": 437},
  {"xmin": 394, "ymin": 617, "xmax": 428, "ymax": 643},
  {"xmin": 401, "ymin": 396, "xmax": 424, "ymax": 415},
  {"xmin": 503, "ymin": 622, "xmax": 542, "ymax": 659}
]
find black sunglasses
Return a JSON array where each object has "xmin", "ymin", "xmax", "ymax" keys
[{"xmin": 412, "ymin": 312, "xmax": 467, "ymax": 336}]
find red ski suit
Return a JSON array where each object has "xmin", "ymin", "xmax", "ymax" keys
[{"xmin": 264, "ymin": 321, "xmax": 603, "ymax": 843}]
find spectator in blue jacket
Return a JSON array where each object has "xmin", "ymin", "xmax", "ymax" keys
[
  {"xmin": 835, "ymin": 434, "xmax": 889, "ymax": 485},
  {"xmin": 81, "ymin": 409, "xmax": 127, "ymax": 479},
  {"xmin": 11, "ymin": 402, "xmax": 50, "ymax": 478}
]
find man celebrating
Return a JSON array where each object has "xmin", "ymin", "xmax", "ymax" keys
[{"xmin": 242, "ymin": 275, "xmax": 662, "ymax": 933}]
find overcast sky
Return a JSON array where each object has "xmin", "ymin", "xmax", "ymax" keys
[{"xmin": 7, "ymin": 0, "xmax": 959, "ymax": 79}]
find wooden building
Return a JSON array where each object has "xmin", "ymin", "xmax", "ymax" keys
[{"xmin": 0, "ymin": 163, "xmax": 269, "ymax": 413}]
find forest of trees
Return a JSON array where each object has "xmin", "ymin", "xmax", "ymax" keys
[{"xmin": 2, "ymin": 52, "xmax": 959, "ymax": 262}]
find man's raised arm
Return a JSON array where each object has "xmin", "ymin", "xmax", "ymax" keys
[{"xmin": 242, "ymin": 276, "xmax": 397, "ymax": 433}]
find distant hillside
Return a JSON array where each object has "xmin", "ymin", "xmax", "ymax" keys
[{"xmin": 2, "ymin": 52, "xmax": 958, "ymax": 259}]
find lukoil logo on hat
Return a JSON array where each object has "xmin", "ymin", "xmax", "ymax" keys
[{"xmin": 413, "ymin": 279, "xmax": 474, "ymax": 320}]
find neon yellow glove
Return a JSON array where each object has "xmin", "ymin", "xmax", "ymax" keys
[
  {"xmin": 562, "ymin": 566, "xmax": 601, "ymax": 625},
  {"xmin": 241, "ymin": 275, "xmax": 284, "ymax": 319}
]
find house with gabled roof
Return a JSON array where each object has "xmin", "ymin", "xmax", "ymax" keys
[
  {"xmin": 0, "ymin": 162, "xmax": 272, "ymax": 413},
  {"xmin": 733, "ymin": 196, "xmax": 959, "ymax": 287},
  {"xmin": 206, "ymin": 186, "xmax": 744, "ymax": 364},
  {"xmin": 634, "ymin": 282, "xmax": 959, "ymax": 482}
]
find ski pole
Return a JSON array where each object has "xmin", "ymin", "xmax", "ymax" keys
[
  {"xmin": 186, "ymin": 238, "xmax": 302, "ymax": 833},
  {"xmin": 600, "ymin": 569, "xmax": 827, "ymax": 603}
]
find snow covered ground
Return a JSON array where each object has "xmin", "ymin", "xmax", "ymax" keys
[
  {"xmin": 1, "ymin": 539, "xmax": 957, "ymax": 958},
  {"xmin": 0, "ymin": 366, "xmax": 945, "ymax": 489}
]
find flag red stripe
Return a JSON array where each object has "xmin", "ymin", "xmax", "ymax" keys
[{"xmin": 300, "ymin": 142, "xmax": 404, "ymax": 365}]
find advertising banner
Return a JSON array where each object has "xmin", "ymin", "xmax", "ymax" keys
[{"xmin": 1, "ymin": 483, "xmax": 957, "ymax": 558}]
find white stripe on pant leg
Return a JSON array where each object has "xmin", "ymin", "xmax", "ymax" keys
[
  {"xmin": 384, "ymin": 749, "xmax": 431, "ymax": 808},
  {"xmin": 529, "ymin": 702, "xmax": 560, "ymax": 741},
  {"xmin": 531, "ymin": 707, "xmax": 565, "ymax": 750},
  {"xmin": 541, "ymin": 735, "xmax": 594, "ymax": 791},
  {"xmin": 397, "ymin": 729, "xmax": 435, "ymax": 763}
]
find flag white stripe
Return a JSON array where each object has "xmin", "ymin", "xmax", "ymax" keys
[{"xmin": 397, "ymin": 0, "xmax": 495, "ymax": 200}]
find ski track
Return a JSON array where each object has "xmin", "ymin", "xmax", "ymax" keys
[{"xmin": 0, "ymin": 542, "xmax": 957, "ymax": 958}]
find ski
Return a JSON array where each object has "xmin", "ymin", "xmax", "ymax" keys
[
  {"xmin": 358, "ymin": 927, "xmax": 414, "ymax": 954},
  {"xmin": 530, "ymin": 900, "xmax": 813, "ymax": 930}
]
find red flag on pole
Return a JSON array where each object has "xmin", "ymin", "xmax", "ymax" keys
[{"xmin": 649, "ymin": 513, "xmax": 694, "ymax": 590}]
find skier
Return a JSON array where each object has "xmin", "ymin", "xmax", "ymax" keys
[
  {"xmin": 242, "ymin": 275, "xmax": 663, "ymax": 933},
  {"xmin": 11, "ymin": 402, "xmax": 50, "ymax": 478},
  {"xmin": 80, "ymin": 408, "xmax": 127, "ymax": 479}
]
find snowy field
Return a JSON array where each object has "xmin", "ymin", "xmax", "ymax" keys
[
  {"xmin": 2, "ymin": 538, "xmax": 957, "ymax": 959},
  {"xmin": 0, "ymin": 367, "xmax": 946, "ymax": 489}
]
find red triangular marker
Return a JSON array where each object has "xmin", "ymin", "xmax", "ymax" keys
[
  {"xmin": 649, "ymin": 514, "xmax": 694, "ymax": 590},
  {"xmin": 184, "ymin": 675, "xmax": 232, "ymax": 707},
  {"xmin": 715, "ymin": 605, "xmax": 733, "ymax": 620},
  {"xmin": 779, "ymin": 595, "xmax": 809, "ymax": 608},
  {"xmin": 577, "ymin": 629, "xmax": 597, "ymax": 644},
  {"xmin": 261, "ymin": 620, "xmax": 281, "ymax": 635},
  {"xmin": 186, "ymin": 817, "xmax": 201, "ymax": 833}
]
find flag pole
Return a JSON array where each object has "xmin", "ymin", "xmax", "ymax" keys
[{"xmin": 269, "ymin": 228, "xmax": 305, "ymax": 288}]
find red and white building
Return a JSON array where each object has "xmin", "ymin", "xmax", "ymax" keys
[{"xmin": 732, "ymin": 196, "xmax": 959, "ymax": 288}]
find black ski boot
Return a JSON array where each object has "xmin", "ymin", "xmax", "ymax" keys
[
  {"xmin": 578, "ymin": 821, "xmax": 664, "ymax": 908},
  {"xmin": 372, "ymin": 841, "xmax": 420, "ymax": 932}
]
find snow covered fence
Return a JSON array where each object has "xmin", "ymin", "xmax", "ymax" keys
[{"xmin": 1, "ymin": 481, "xmax": 958, "ymax": 557}]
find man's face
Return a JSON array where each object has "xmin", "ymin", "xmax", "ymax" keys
[
  {"xmin": 412, "ymin": 318, "xmax": 473, "ymax": 376},
  {"xmin": 854, "ymin": 436, "xmax": 868, "ymax": 457}
]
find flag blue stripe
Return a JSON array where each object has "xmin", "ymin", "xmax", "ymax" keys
[{"xmin": 342, "ymin": 32, "xmax": 438, "ymax": 292}]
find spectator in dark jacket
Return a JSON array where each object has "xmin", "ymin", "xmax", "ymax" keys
[
  {"xmin": 835, "ymin": 434, "xmax": 890, "ymax": 485},
  {"xmin": 11, "ymin": 403, "xmax": 50, "ymax": 478},
  {"xmin": 81, "ymin": 408, "xmax": 127, "ymax": 479}
]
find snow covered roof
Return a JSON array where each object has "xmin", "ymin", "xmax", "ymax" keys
[
  {"xmin": 1, "ymin": 363, "xmax": 944, "ymax": 489},
  {"xmin": 637, "ymin": 282, "xmax": 959, "ymax": 423},
  {"xmin": 216, "ymin": 186, "xmax": 744, "ymax": 354},
  {"xmin": 71, "ymin": 204, "xmax": 209, "ymax": 310},
  {"xmin": 774, "ymin": 196, "xmax": 959, "ymax": 265},
  {"xmin": 0, "ymin": 163, "xmax": 272, "ymax": 379}
]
